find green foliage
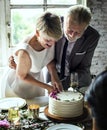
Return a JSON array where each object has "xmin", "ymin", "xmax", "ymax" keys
[{"xmin": 12, "ymin": 12, "xmax": 36, "ymax": 45}]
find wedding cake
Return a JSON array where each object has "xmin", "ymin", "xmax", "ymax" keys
[{"xmin": 48, "ymin": 91, "xmax": 84, "ymax": 118}]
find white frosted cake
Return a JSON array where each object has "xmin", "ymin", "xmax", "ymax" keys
[{"xmin": 49, "ymin": 91, "xmax": 84, "ymax": 118}]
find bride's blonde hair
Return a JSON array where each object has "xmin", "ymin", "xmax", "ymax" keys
[{"xmin": 36, "ymin": 11, "xmax": 62, "ymax": 40}]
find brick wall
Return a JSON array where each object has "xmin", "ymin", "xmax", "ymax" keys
[{"xmin": 87, "ymin": 0, "xmax": 107, "ymax": 76}]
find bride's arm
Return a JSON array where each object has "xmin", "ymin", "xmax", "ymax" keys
[
  {"xmin": 16, "ymin": 50, "xmax": 54, "ymax": 93},
  {"xmin": 47, "ymin": 60, "xmax": 63, "ymax": 92}
]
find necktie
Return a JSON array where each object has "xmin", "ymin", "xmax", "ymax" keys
[{"xmin": 60, "ymin": 39, "xmax": 68, "ymax": 79}]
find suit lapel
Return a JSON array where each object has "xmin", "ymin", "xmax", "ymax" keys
[
  {"xmin": 55, "ymin": 37, "xmax": 66, "ymax": 60},
  {"xmin": 69, "ymin": 36, "xmax": 85, "ymax": 65}
]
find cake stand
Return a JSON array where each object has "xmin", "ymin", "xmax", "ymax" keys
[{"xmin": 44, "ymin": 106, "xmax": 91, "ymax": 124}]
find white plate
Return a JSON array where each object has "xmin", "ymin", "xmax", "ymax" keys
[
  {"xmin": 0, "ymin": 97, "xmax": 26, "ymax": 110},
  {"xmin": 47, "ymin": 124, "xmax": 82, "ymax": 130}
]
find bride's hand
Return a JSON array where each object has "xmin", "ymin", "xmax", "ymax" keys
[{"xmin": 8, "ymin": 56, "xmax": 16, "ymax": 69}]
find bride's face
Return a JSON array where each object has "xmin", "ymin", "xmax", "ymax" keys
[{"xmin": 37, "ymin": 31, "xmax": 56, "ymax": 49}]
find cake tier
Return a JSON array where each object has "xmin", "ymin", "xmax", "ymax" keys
[{"xmin": 49, "ymin": 91, "xmax": 84, "ymax": 118}]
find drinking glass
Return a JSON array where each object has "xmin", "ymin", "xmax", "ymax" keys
[
  {"xmin": 28, "ymin": 104, "xmax": 40, "ymax": 120},
  {"xmin": 70, "ymin": 72, "xmax": 79, "ymax": 90},
  {"xmin": 8, "ymin": 106, "xmax": 20, "ymax": 123}
]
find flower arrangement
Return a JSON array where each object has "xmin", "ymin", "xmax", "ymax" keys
[
  {"xmin": 0, "ymin": 119, "xmax": 10, "ymax": 130},
  {"xmin": 49, "ymin": 90, "xmax": 59, "ymax": 99}
]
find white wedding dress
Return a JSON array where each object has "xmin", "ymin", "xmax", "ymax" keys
[{"xmin": 0, "ymin": 35, "xmax": 54, "ymax": 99}]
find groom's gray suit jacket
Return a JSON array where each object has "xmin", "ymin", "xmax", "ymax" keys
[{"xmin": 55, "ymin": 26, "xmax": 100, "ymax": 88}]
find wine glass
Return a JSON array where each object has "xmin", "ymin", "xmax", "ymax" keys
[{"xmin": 68, "ymin": 72, "xmax": 79, "ymax": 91}]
